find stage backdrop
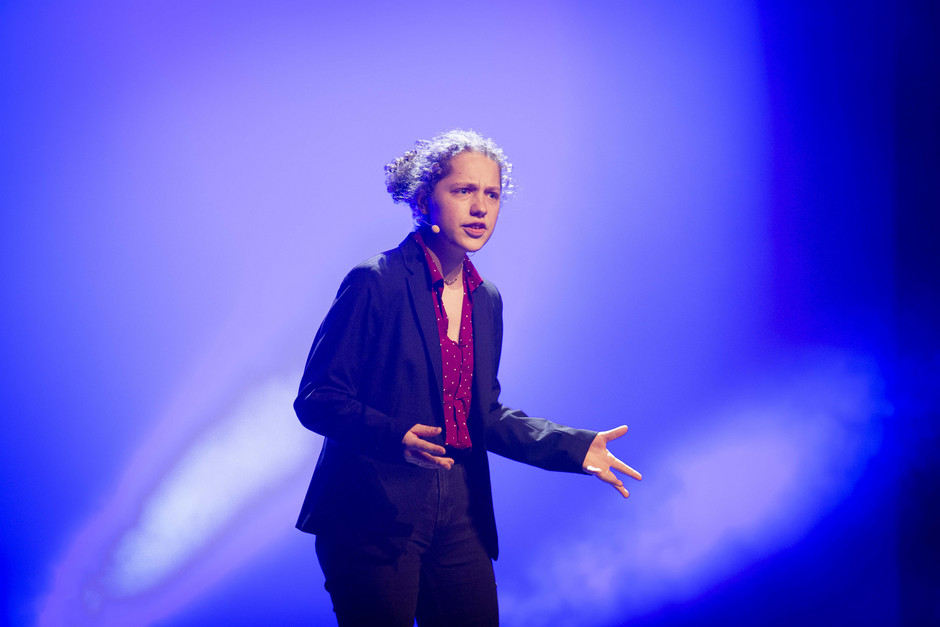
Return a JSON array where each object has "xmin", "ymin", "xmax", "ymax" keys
[{"xmin": 2, "ymin": 1, "xmax": 931, "ymax": 625}]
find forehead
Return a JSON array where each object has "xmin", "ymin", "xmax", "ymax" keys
[{"xmin": 444, "ymin": 151, "xmax": 501, "ymax": 184}]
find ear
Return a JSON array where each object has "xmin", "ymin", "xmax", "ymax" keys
[{"xmin": 416, "ymin": 188, "xmax": 428, "ymax": 214}]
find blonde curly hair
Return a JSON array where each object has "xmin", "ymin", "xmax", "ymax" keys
[{"xmin": 385, "ymin": 129, "xmax": 514, "ymax": 225}]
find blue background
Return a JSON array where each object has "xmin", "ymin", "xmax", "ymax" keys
[{"xmin": 2, "ymin": 1, "xmax": 937, "ymax": 625}]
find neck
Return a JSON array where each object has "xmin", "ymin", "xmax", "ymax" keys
[{"xmin": 421, "ymin": 231, "xmax": 465, "ymax": 280}]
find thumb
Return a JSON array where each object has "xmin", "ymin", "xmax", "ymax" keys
[{"xmin": 601, "ymin": 425, "xmax": 629, "ymax": 442}]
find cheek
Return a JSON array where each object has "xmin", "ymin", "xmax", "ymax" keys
[
  {"xmin": 428, "ymin": 198, "xmax": 447, "ymax": 224},
  {"xmin": 434, "ymin": 200, "xmax": 460, "ymax": 225}
]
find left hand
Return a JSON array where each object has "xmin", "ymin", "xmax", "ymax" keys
[
  {"xmin": 402, "ymin": 424, "xmax": 454, "ymax": 470},
  {"xmin": 583, "ymin": 425, "xmax": 642, "ymax": 498}
]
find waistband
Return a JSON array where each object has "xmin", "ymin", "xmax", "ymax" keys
[{"xmin": 444, "ymin": 446, "xmax": 474, "ymax": 464}]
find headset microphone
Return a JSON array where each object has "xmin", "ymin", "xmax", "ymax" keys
[{"xmin": 420, "ymin": 220, "xmax": 441, "ymax": 234}]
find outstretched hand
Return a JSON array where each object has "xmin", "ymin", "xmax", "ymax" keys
[
  {"xmin": 403, "ymin": 424, "xmax": 454, "ymax": 470},
  {"xmin": 583, "ymin": 425, "xmax": 642, "ymax": 498}
]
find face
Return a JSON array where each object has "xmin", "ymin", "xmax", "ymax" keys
[{"xmin": 421, "ymin": 151, "xmax": 501, "ymax": 258}]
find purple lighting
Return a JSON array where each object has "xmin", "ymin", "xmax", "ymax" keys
[
  {"xmin": 2, "ymin": 0, "xmax": 922, "ymax": 625},
  {"xmin": 498, "ymin": 351, "xmax": 887, "ymax": 626}
]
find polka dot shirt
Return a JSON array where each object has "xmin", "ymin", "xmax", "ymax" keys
[{"xmin": 413, "ymin": 232, "xmax": 483, "ymax": 450}]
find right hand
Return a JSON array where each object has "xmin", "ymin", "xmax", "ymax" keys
[{"xmin": 402, "ymin": 424, "xmax": 454, "ymax": 470}]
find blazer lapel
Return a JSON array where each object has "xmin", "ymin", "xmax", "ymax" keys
[
  {"xmin": 400, "ymin": 236, "xmax": 444, "ymax": 411},
  {"xmin": 470, "ymin": 282, "xmax": 496, "ymax": 439}
]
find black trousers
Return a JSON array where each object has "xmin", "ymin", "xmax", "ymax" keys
[{"xmin": 315, "ymin": 462, "xmax": 499, "ymax": 627}]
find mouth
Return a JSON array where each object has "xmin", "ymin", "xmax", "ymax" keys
[{"xmin": 462, "ymin": 222, "xmax": 487, "ymax": 237}]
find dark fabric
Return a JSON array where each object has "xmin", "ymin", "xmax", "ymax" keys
[
  {"xmin": 412, "ymin": 230, "xmax": 479, "ymax": 449},
  {"xmin": 294, "ymin": 233, "xmax": 597, "ymax": 560},
  {"xmin": 315, "ymin": 463, "xmax": 498, "ymax": 627}
]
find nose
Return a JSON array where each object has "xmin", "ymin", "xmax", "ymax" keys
[{"xmin": 470, "ymin": 192, "xmax": 488, "ymax": 217}]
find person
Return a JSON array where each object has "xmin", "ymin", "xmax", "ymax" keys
[{"xmin": 294, "ymin": 129, "xmax": 641, "ymax": 626}]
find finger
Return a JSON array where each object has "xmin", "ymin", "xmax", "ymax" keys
[
  {"xmin": 410, "ymin": 437, "xmax": 447, "ymax": 456},
  {"xmin": 419, "ymin": 451, "xmax": 454, "ymax": 469},
  {"xmin": 597, "ymin": 467, "xmax": 631, "ymax": 498},
  {"xmin": 404, "ymin": 450, "xmax": 436, "ymax": 468},
  {"xmin": 609, "ymin": 456, "xmax": 642, "ymax": 481},
  {"xmin": 410, "ymin": 424, "xmax": 443, "ymax": 437},
  {"xmin": 404, "ymin": 450, "xmax": 452, "ymax": 470},
  {"xmin": 600, "ymin": 425, "xmax": 629, "ymax": 442}
]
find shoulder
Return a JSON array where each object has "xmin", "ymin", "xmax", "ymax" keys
[
  {"xmin": 335, "ymin": 240, "xmax": 413, "ymax": 299},
  {"xmin": 473, "ymin": 278, "xmax": 503, "ymax": 318},
  {"xmin": 342, "ymin": 244, "xmax": 405, "ymax": 283}
]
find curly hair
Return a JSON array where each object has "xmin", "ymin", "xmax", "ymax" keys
[{"xmin": 384, "ymin": 129, "xmax": 514, "ymax": 225}]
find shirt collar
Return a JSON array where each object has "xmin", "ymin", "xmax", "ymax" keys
[{"xmin": 412, "ymin": 231, "xmax": 483, "ymax": 292}]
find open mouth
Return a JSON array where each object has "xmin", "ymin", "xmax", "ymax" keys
[{"xmin": 463, "ymin": 223, "xmax": 486, "ymax": 237}]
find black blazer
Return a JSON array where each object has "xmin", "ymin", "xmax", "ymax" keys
[{"xmin": 294, "ymin": 234, "xmax": 595, "ymax": 558}]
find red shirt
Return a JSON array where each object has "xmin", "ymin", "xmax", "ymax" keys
[{"xmin": 413, "ymin": 231, "xmax": 483, "ymax": 449}]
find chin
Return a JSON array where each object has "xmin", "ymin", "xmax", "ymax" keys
[{"xmin": 463, "ymin": 239, "xmax": 489, "ymax": 253}]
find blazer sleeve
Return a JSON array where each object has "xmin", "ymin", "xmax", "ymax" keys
[
  {"xmin": 294, "ymin": 266, "xmax": 414, "ymax": 457},
  {"xmin": 479, "ymin": 284, "xmax": 597, "ymax": 473}
]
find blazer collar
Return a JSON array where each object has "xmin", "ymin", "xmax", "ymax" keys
[
  {"xmin": 398, "ymin": 233, "xmax": 426, "ymax": 276},
  {"xmin": 401, "ymin": 234, "xmax": 445, "ymax": 412}
]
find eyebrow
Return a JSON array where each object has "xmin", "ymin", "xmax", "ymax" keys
[{"xmin": 448, "ymin": 182, "xmax": 501, "ymax": 191}]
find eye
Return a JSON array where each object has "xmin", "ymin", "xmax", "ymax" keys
[{"xmin": 487, "ymin": 191, "xmax": 500, "ymax": 200}]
